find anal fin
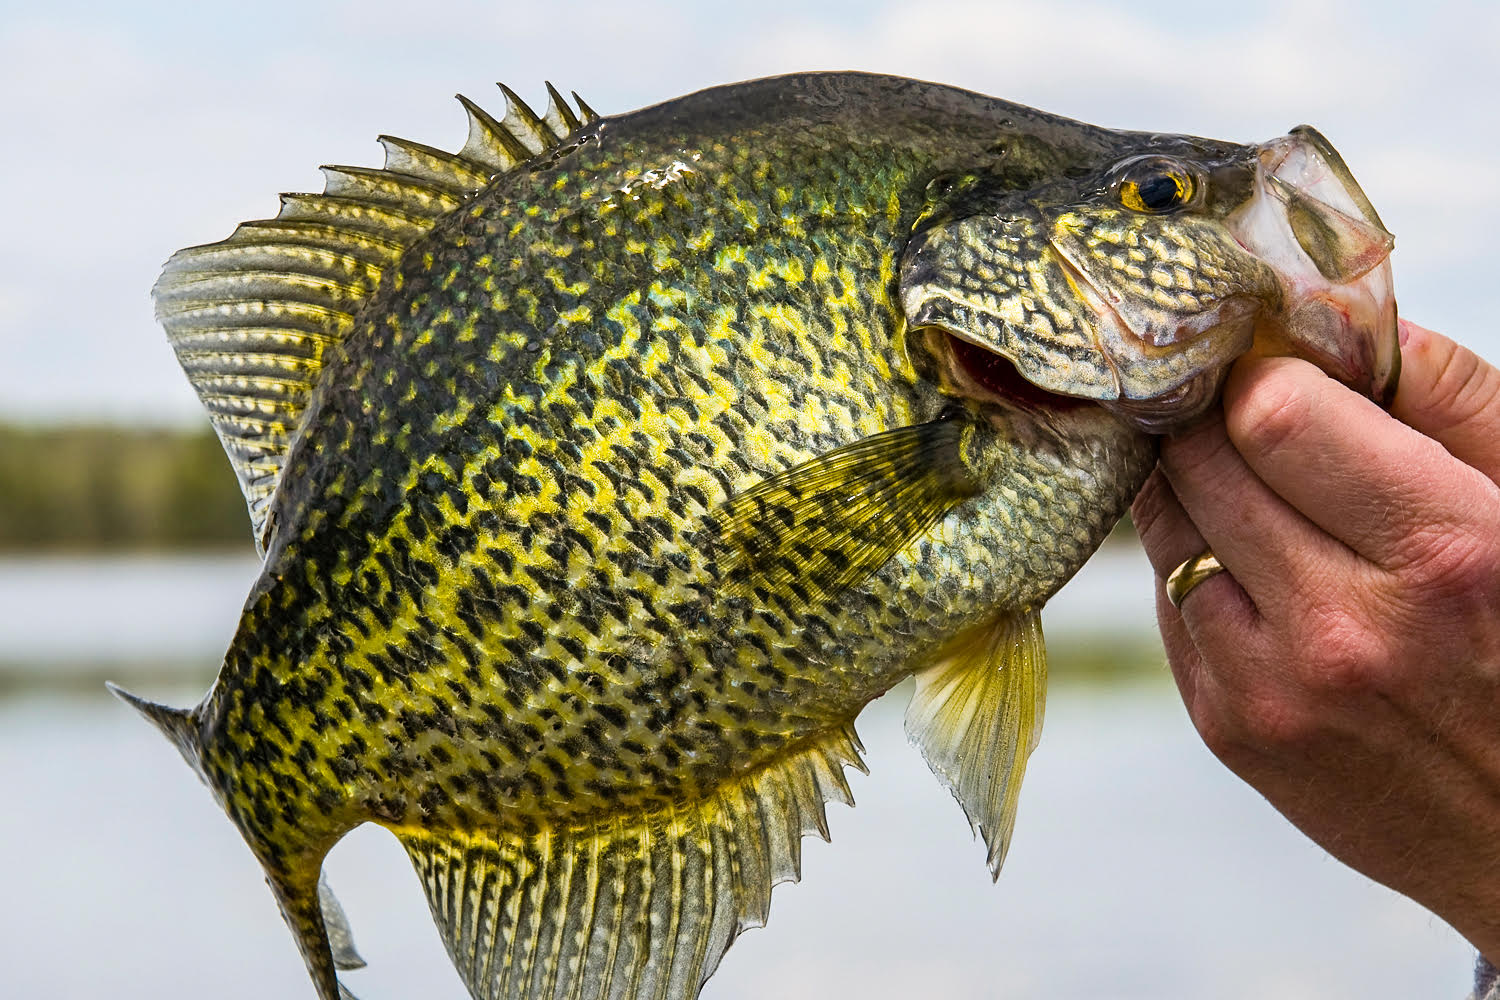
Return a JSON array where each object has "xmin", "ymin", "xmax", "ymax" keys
[
  {"xmin": 905, "ymin": 609, "xmax": 1048, "ymax": 879},
  {"xmin": 397, "ymin": 727, "xmax": 865, "ymax": 1000}
]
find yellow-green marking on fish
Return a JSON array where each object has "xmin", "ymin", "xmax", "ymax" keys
[{"xmin": 113, "ymin": 73, "xmax": 1399, "ymax": 1000}]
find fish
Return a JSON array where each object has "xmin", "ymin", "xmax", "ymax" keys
[{"xmin": 111, "ymin": 72, "xmax": 1398, "ymax": 1000}]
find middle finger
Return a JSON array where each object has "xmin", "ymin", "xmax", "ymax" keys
[{"xmin": 1161, "ymin": 411, "xmax": 1365, "ymax": 623}]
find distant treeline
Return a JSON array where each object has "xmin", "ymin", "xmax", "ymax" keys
[
  {"xmin": 0, "ymin": 425, "xmax": 249, "ymax": 551},
  {"xmin": 1, "ymin": 424, "xmax": 1143, "ymax": 551}
]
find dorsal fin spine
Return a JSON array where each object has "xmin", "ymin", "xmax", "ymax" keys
[
  {"xmin": 544, "ymin": 82, "xmax": 581, "ymax": 134},
  {"xmin": 573, "ymin": 91, "xmax": 600, "ymax": 122},
  {"xmin": 497, "ymin": 82, "xmax": 556, "ymax": 153},
  {"xmin": 230, "ymin": 220, "xmax": 407, "ymax": 257},
  {"xmin": 456, "ymin": 93, "xmax": 530, "ymax": 168},
  {"xmin": 106, "ymin": 682, "xmax": 207, "ymax": 780},
  {"xmin": 318, "ymin": 165, "xmax": 462, "ymax": 214},
  {"xmin": 169, "ymin": 239, "xmax": 388, "ymax": 273},
  {"xmin": 157, "ymin": 269, "xmax": 374, "ymax": 306},
  {"xmin": 160, "ymin": 299, "xmax": 355, "ymax": 330},
  {"xmin": 274, "ymin": 193, "xmax": 435, "ymax": 241},
  {"xmin": 376, "ymin": 135, "xmax": 490, "ymax": 193}
]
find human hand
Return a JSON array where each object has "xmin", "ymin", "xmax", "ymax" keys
[{"xmin": 1131, "ymin": 321, "xmax": 1500, "ymax": 962}]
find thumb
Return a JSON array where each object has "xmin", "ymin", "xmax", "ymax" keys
[{"xmin": 1391, "ymin": 320, "xmax": 1500, "ymax": 484}]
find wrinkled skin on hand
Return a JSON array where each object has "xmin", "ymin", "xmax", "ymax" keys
[{"xmin": 1132, "ymin": 320, "xmax": 1500, "ymax": 962}]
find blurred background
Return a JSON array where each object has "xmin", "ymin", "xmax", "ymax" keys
[{"xmin": 1, "ymin": 1, "xmax": 1493, "ymax": 997}]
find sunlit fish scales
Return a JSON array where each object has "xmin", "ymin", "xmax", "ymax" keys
[{"xmin": 112, "ymin": 72, "xmax": 1398, "ymax": 1000}]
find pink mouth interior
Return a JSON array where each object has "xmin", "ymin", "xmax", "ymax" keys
[{"xmin": 947, "ymin": 334, "xmax": 1089, "ymax": 411}]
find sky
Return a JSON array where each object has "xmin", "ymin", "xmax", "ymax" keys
[{"xmin": 2, "ymin": 0, "xmax": 1496, "ymax": 423}]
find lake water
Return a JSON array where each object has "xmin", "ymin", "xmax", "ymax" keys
[{"xmin": 0, "ymin": 551, "xmax": 1476, "ymax": 999}]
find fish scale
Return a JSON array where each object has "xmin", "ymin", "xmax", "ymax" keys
[{"xmin": 114, "ymin": 71, "xmax": 1399, "ymax": 1000}]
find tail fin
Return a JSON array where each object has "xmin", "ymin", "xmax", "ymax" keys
[
  {"xmin": 108, "ymin": 682, "xmax": 368, "ymax": 997},
  {"xmin": 106, "ymin": 682, "xmax": 207, "ymax": 782}
]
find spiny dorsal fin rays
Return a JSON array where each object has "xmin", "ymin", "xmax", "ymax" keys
[
  {"xmin": 399, "ymin": 726, "xmax": 864, "ymax": 1000},
  {"xmin": 904, "ymin": 609, "xmax": 1048, "ymax": 879},
  {"xmin": 573, "ymin": 91, "xmax": 601, "ymax": 123},
  {"xmin": 154, "ymin": 83, "xmax": 596, "ymax": 554},
  {"xmin": 457, "ymin": 94, "xmax": 530, "ymax": 170},
  {"xmin": 545, "ymin": 82, "xmax": 582, "ymax": 133},
  {"xmin": 375, "ymin": 134, "xmax": 493, "ymax": 194},
  {"xmin": 318, "ymin": 165, "xmax": 465, "ymax": 216},
  {"xmin": 497, "ymin": 82, "xmax": 559, "ymax": 154},
  {"xmin": 106, "ymin": 681, "xmax": 206, "ymax": 782}
]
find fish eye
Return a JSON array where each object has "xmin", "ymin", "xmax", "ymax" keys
[{"xmin": 1116, "ymin": 157, "xmax": 1195, "ymax": 213}]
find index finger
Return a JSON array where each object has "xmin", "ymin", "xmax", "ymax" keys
[
  {"xmin": 1221, "ymin": 355, "xmax": 1500, "ymax": 572},
  {"xmin": 1391, "ymin": 320, "xmax": 1500, "ymax": 485}
]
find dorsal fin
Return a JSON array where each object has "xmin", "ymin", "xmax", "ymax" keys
[{"xmin": 153, "ymin": 83, "xmax": 596, "ymax": 553}]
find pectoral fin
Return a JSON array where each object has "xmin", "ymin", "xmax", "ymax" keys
[
  {"xmin": 713, "ymin": 419, "xmax": 979, "ymax": 606},
  {"xmin": 905, "ymin": 609, "xmax": 1048, "ymax": 879}
]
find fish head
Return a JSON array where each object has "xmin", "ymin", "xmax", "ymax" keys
[{"xmin": 901, "ymin": 126, "xmax": 1398, "ymax": 431}]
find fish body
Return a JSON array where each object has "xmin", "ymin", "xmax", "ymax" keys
[{"xmin": 116, "ymin": 73, "xmax": 1397, "ymax": 1000}]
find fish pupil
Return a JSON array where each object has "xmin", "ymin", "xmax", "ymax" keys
[
  {"xmin": 947, "ymin": 335, "xmax": 1088, "ymax": 411},
  {"xmin": 1137, "ymin": 174, "xmax": 1181, "ymax": 210}
]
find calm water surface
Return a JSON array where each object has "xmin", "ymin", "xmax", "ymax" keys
[{"xmin": 0, "ymin": 552, "xmax": 1474, "ymax": 999}]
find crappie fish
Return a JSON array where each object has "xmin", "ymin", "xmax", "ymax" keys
[{"xmin": 113, "ymin": 72, "xmax": 1397, "ymax": 1000}]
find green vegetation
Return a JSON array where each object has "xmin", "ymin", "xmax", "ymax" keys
[
  {"xmin": 1047, "ymin": 635, "xmax": 1169, "ymax": 683},
  {"xmin": 0, "ymin": 423, "xmax": 1146, "ymax": 552},
  {"xmin": 0, "ymin": 424, "xmax": 249, "ymax": 551}
]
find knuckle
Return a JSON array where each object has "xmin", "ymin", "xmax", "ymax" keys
[
  {"xmin": 1199, "ymin": 689, "xmax": 1316, "ymax": 764},
  {"xmin": 1190, "ymin": 701, "xmax": 1245, "ymax": 765},
  {"xmin": 1188, "ymin": 653, "xmax": 1320, "ymax": 764},
  {"xmin": 1235, "ymin": 690, "xmax": 1319, "ymax": 754},
  {"xmin": 1193, "ymin": 714, "xmax": 1235, "ymax": 763},
  {"xmin": 1297, "ymin": 605, "xmax": 1387, "ymax": 695},
  {"xmin": 1226, "ymin": 371, "xmax": 1313, "ymax": 460},
  {"xmin": 1395, "ymin": 522, "xmax": 1500, "ymax": 603},
  {"xmin": 1160, "ymin": 420, "xmax": 1241, "ymax": 493},
  {"xmin": 1417, "ymin": 339, "xmax": 1500, "ymax": 434},
  {"xmin": 1164, "ymin": 419, "xmax": 1230, "ymax": 468}
]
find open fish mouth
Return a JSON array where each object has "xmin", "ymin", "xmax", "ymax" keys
[{"xmin": 1226, "ymin": 125, "xmax": 1400, "ymax": 408}]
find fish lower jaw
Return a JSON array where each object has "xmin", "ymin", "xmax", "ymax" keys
[
  {"xmin": 1099, "ymin": 369, "xmax": 1229, "ymax": 434},
  {"xmin": 1246, "ymin": 259, "xmax": 1400, "ymax": 407}
]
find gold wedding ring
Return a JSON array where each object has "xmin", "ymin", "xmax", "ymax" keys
[{"xmin": 1165, "ymin": 550, "xmax": 1226, "ymax": 608}]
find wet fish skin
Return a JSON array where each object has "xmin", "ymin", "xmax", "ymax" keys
[
  {"xmin": 207, "ymin": 75, "xmax": 1146, "ymax": 856},
  {"xmin": 115, "ymin": 72, "xmax": 1396, "ymax": 1000}
]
